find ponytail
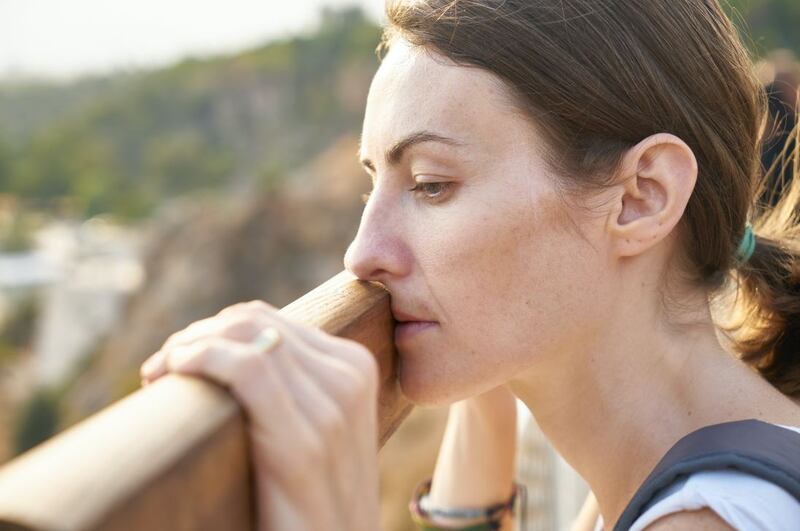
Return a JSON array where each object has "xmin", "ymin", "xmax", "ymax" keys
[{"xmin": 720, "ymin": 120, "xmax": 800, "ymax": 400}]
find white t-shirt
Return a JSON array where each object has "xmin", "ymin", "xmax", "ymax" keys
[{"xmin": 593, "ymin": 424, "xmax": 800, "ymax": 531}]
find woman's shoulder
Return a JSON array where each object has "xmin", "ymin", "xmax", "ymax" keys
[
  {"xmin": 592, "ymin": 424, "xmax": 800, "ymax": 531},
  {"xmin": 629, "ymin": 425, "xmax": 800, "ymax": 530},
  {"xmin": 629, "ymin": 468, "xmax": 800, "ymax": 530}
]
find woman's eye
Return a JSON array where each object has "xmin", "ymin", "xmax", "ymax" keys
[
  {"xmin": 409, "ymin": 181, "xmax": 452, "ymax": 202},
  {"xmin": 360, "ymin": 181, "xmax": 453, "ymax": 205}
]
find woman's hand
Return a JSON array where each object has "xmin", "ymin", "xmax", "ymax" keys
[{"xmin": 139, "ymin": 300, "xmax": 382, "ymax": 531}]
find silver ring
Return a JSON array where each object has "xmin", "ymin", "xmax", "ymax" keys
[{"xmin": 250, "ymin": 326, "xmax": 281, "ymax": 353}]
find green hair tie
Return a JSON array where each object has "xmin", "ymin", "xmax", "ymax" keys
[{"xmin": 736, "ymin": 223, "xmax": 756, "ymax": 263}]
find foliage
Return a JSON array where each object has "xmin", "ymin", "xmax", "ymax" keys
[
  {"xmin": 1, "ymin": 294, "xmax": 39, "ymax": 349},
  {"xmin": 0, "ymin": 75, "xmax": 130, "ymax": 147},
  {"xmin": 12, "ymin": 386, "xmax": 60, "ymax": 456},
  {"xmin": 724, "ymin": 0, "xmax": 800, "ymax": 56},
  {"xmin": 0, "ymin": 293, "xmax": 39, "ymax": 373},
  {"xmin": 0, "ymin": 138, "xmax": 9, "ymax": 190},
  {"xmin": 1, "ymin": 3, "xmax": 796, "ymax": 223},
  {"xmin": 0, "ymin": 6, "xmax": 381, "ymax": 222}
]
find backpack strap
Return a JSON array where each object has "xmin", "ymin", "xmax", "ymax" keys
[{"xmin": 613, "ymin": 418, "xmax": 800, "ymax": 530}]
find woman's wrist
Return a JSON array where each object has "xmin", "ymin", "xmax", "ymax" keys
[
  {"xmin": 457, "ymin": 385, "xmax": 518, "ymax": 417},
  {"xmin": 412, "ymin": 385, "xmax": 521, "ymax": 530},
  {"xmin": 411, "ymin": 477, "xmax": 521, "ymax": 529},
  {"xmin": 446, "ymin": 385, "xmax": 518, "ymax": 440},
  {"xmin": 427, "ymin": 385, "xmax": 518, "ymax": 507}
]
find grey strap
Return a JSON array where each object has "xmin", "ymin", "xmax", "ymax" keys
[{"xmin": 613, "ymin": 418, "xmax": 800, "ymax": 530}]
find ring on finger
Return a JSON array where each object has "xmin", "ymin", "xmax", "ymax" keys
[{"xmin": 249, "ymin": 326, "xmax": 282, "ymax": 354}]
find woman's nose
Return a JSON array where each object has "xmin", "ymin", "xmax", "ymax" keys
[{"xmin": 343, "ymin": 202, "xmax": 409, "ymax": 283}]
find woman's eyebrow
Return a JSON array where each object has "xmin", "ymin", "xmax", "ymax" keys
[{"xmin": 357, "ymin": 130, "xmax": 468, "ymax": 171}]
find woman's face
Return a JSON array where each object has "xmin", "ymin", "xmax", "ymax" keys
[{"xmin": 344, "ymin": 38, "xmax": 609, "ymax": 406}]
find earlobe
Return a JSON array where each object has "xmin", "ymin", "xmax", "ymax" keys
[{"xmin": 609, "ymin": 133, "xmax": 697, "ymax": 259}]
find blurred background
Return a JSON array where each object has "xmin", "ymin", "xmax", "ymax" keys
[{"xmin": 0, "ymin": 1, "xmax": 797, "ymax": 529}]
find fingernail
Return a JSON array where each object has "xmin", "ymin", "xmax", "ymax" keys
[{"xmin": 141, "ymin": 351, "xmax": 162, "ymax": 376}]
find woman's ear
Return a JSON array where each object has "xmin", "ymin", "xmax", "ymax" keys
[{"xmin": 607, "ymin": 133, "xmax": 698, "ymax": 258}]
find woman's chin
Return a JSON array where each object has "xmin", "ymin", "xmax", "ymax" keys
[
  {"xmin": 397, "ymin": 354, "xmax": 514, "ymax": 407},
  {"xmin": 396, "ymin": 359, "xmax": 458, "ymax": 407}
]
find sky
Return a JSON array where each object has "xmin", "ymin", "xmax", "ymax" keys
[{"xmin": 0, "ymin": 0, "xmax": 384, "ymax": 81}]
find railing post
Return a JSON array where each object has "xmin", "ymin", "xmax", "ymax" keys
[{"xmin": 0, "ymin": 270, "xmax": 413, "ymax": 531}]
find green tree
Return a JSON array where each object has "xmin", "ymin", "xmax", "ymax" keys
[
  {"xmin": 0, "ymin": 135, "xmax": 11, "ymax": 191},
  {"xmin": 0, "ymin": 5, "xmax": 381, "ymax": 221},
  {"xmin": 725, "ymin": 0, "xmax": 800, "ymax": 56},
  {"xmin": 13, "ymin": 387, "xmax": 60, "ymax": 456}
]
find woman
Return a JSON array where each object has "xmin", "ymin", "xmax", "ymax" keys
[{"xmin": 139, "ymin": 1, "xmax": 800, "ymax": 529}]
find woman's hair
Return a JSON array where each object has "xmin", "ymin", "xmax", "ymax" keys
[{"xmin": 377, "ymin": 0, "xmax": 800, "ymax": 399}]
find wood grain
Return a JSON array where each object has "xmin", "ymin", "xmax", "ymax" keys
[{"xmin": 0, "ymin": 270, "xmax": 413, "ymax": 531}]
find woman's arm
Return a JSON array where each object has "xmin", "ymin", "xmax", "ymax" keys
[
  {"xmin": 424, "ymin": 385, "xmax": 519, "ymax": 530},
  {"xmin": 570, "ymin": 491, "xmax": 600, "ymax": 531}
]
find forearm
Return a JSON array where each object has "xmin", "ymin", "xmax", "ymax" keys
[
  {"xmin": 425, "ymin": 385, "xmax": 518, "ymax": 529},
  {"xmin": 569, "ymin": 491, "xmax": 600, "ymax": 531}
]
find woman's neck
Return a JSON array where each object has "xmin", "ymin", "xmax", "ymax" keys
[{"xmin": 508, "ymin": 289, "xmax": 800, "ymax": 528}]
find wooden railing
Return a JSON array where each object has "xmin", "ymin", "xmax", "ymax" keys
[{"xmin": 0, "ymin": 270, "xmax": 414, "ymax": 531}]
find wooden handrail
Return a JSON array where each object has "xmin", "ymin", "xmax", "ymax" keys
[{"xmin": 0, "ymin": 270, "xmax": 413, "ymax": 531}]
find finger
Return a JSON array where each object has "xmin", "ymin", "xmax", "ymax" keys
[
  {"xmin": 235, "ymin": 311, "xmax": 380, "ymax": 468},
  {"xmin": 209, "ymin": 333, "xmax": 345, "ymax": 508},
  {"xmin": 143, "ymin": 302, "xmax": 377, "ymax": 414},
  {"xmin": 164, "ymin": 299, "xmax": 371, "ymax": 373},
  {"xmin": 231, "ymin": 305, "xmax": 379, "ymax": 381},
  {"xmin": 141, "ymin": 330, "xmax": 272, "ymax": 386},
  {"xmin": 163, "ymin": 336, "xmax": 249, "ymax": 383},
  {"xmin": 274, "ymin": 323, "xmax": 380, "ymax": 424},
  {"xmin": 195, "ymin": 304, "xmax": 373, "ymax": 399},
  {"xmin": 257, "ymin": 315, "xmax": 365, "ymax": 397},
  {"xmin": 141, "ymin": 311, "xmax": 277, "ymax": 385},
  {"xmin": 265, "ymin": 341, "xmax": 347, "ymax": 446},
  {"xmin": 262, "ymin": 340, "xmax": 354, "ymax": 524},
  {"xmin": 260, "ymin": 322, "xmax": 379, "ymax": 503},
  {"xmin": 140, "ymin": 349, "xmax": 167, "ymax": 384},
  {"xmin": 160, "ymin": 312, "xmax": 265, "ymax": 352},
  {"xmin": 212, "ymin": 299, "xmax": 377, "ymax": 379},
  {"xmin": 139, "ymin": 311, "xmax": 297, "ymax": 386},
  {"xmin": 145, "ymin": 318, "xmax": 376, "ymax": 526},
  {"xmin": 243, "ymin": 316, "xmax": 380, "ymax": 469},
  {"xmin": 156, "ymin": 334, "xmax": 324, "ymax": 473}
]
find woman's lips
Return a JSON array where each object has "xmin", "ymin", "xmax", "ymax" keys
[{"xmin": 394, "ymin": 321, "xmax": 438, "ymax": 344}]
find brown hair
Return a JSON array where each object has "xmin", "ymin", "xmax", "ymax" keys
[{"xmin": 377, "ymin": 0, "xmax": 800, "ymax": 399}]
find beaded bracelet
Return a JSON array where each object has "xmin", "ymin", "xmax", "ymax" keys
[{"xmin": 408, "ymin": 478, "xmax": 527, "ymax": 531}]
